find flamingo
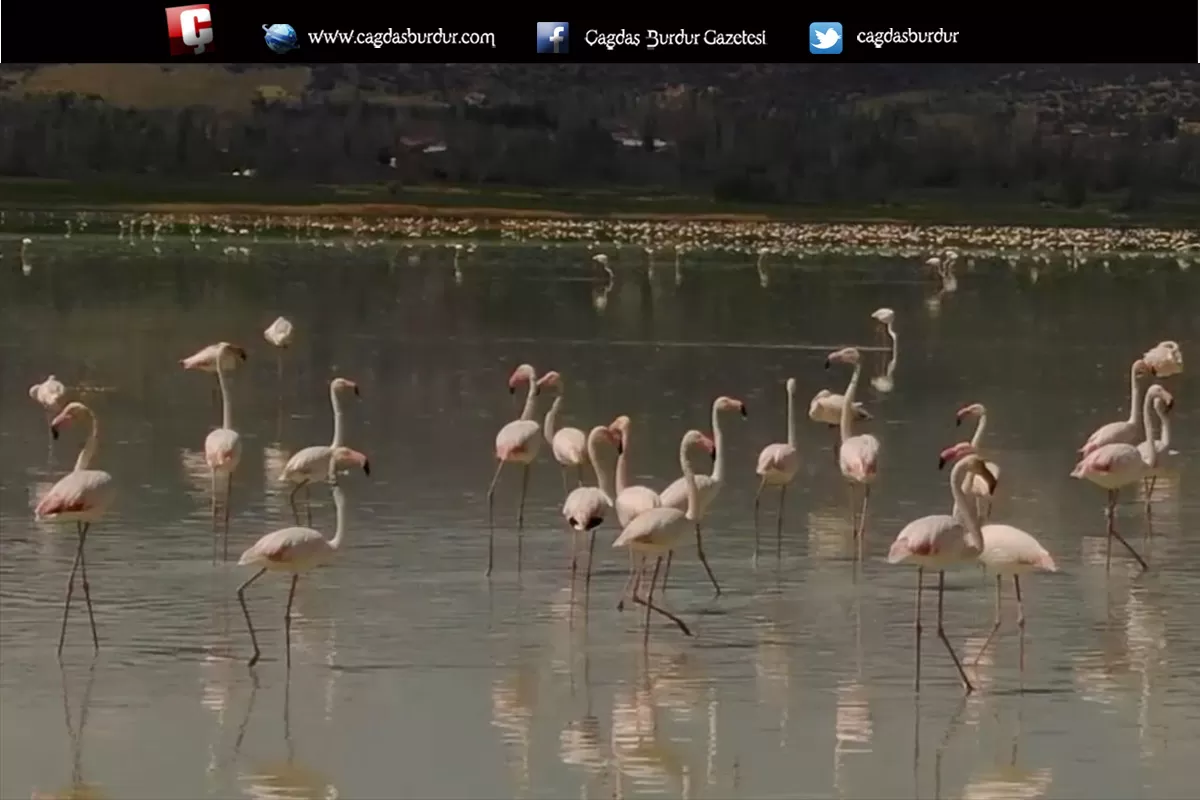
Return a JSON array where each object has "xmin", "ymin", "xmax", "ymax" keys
[
  {"xmin": 1070, "ymin": 383, "xmax": 1173, "ymax": 572},
  {"xmin": 540, "ymin": 371, "xmax": 589, "ymax": 494},
  {"xmin": 236, "ymin": 457, "xmax": 351, "ymax": 668},
  {"xmin": 264, "ymin": 316, "xmax": 294, "ymax": 378},
  {"xmin": 609, "ymin": 415, "xmax": 662, "ymax": 612},
  {"xmin": 29, "ymin": 375, "xmax": 68, "ymax": 437},
  {"xmin": 560, "ymin": 425, "xmax": 622, "ymax": 589},
  {"xmin": 753, "ymin": 378, "xmax": 800, "ymax": 562},
  {"xmin": 886, "ymin": 448, "xmax": 997, "ymax": 692},
  {"xmin": 1078, "ymin": 359, "xmax": 1154, "ymax": 456},
  {"xmin": 808, "ymin": 389, "xmax": 872, "ymax": 464},
  {"xmin": 825, "ymin": 347, "xmax": 881, "ymax": 558},
  {"xmin": 485, "ymin": 364, "xmax": 548, "ymax": 576},
  {"xmin": 203, "ymin": 342, "xmax": 242, "ymax": 561},
  {"xmin": 181, "ymin": 341, "xmax": 248, "ymax": 412},
  {"xmin": 34, "ymin": 402, "xmax": 116, "ymax": 657},
  {"xmin": 870, "ymin": 308, "xmax": 898, "ymax": 394},
  {"xmin": 279, "ymin": 378, "xmax": 368, "ymax": 525},
  {"xmin": 1142, "ymin": 340, "xmax": 1183, "ymax": 377},
  {"xmin": 1138, "ymin": 392, "xmax": 1179, "ymax": 515},
  {"xmin": 658, "ymin": 395, "xmax": 747, "ymax": 596},
  {"xmin": 953, "ymin": 403, "xmax": 1003, "ymax": 521},
  {"xmin": 613, "ymin": 430, "xmax": 715, "ymax": 643}
]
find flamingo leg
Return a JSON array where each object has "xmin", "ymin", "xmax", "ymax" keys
[
  {"xmin": 752, "ymin": 477, "xmax": 765, "ymax": 564},
  {"xmin": 1143, "ymin": 476, "xmax": 1157, "ymax": 518},
  {"xmin": 485, "ymin": 460, "xmax": 505, "ymax": 577},
  {"xmin": 857, "ymin": 485, "xmax": 871, "ymax": 561},
  {"xmin": 616, "ymin": 552, "xmax": 638, "ymax": 611},
  {"xmin": 75, "ymin": 523, "xmax": 99, "ymax": 654},
  {"xmin": 642, "ymin": 557, "xmax": 658, "ymax": 644},
  {"xmin": 576, "ymin": 464, "xmax": 584, "ymax": 488},
  {"xmin": 935, "ymin": 571, "xmax": 973, "ymax": 693},
  {"xmin": 1014, "ymin": 575, "xmax": 1026, "ymax": 674},
  {"xmin": 56, "ymin": 523, "xmax": 85, "ymax": 658},
  {"xmin": 913, "ymin": 567, "xmax": 924, "ymax": 691},
  {"xmin": 1107, "ymin": 489, "xmax": 1148, "ymax": 571},
  {"xmin": 303, "ymin": 483, "xmax": 313, "ymax": 528},
  {"xmin": 287, "ymin": 481, "xmax": 306, "ymax": 526},
  {"xmin": 633, "ymin": 555, "xmax": 693, "ymax": 638},
  {"xmin": 209, "ymin": 470, "xmax": 219, "ymax": 563},
  {"xmin": 585, "ymin": 528, "xmax": 597, "ymax": 594},
  {"xmin": 237, "ymin": 568, "xmax": 267, "ymax": 667},
  {"xmin": 223, "ymin": 472, "xmax": 234, "ymax": 562},
  {"xmin": 776, "ymin": 484, "xmax": 787, "ymax": 560},
  {"xmin": 971, "ymin": 575, "xmax": 1004, "ymax": 667},
  {"xmin": 695, "ymin": 523, "xmax": 722, "ymax": 596},
  {"xmin": 516, "ymin": 464, "xmax": 531, "ymax": 575},
  {"xmin": 283, "ymin": 574, "xmax": 298, "ymax": 670},
  {"xmin": 661, "ymin": 551, "xmax": 673, "ymax": 594},
  {"xmin": 846, "ymin": 482, "xmax": 858, "ymax": 541},
  {"xmin": 560, "ymin": 468, "xmax": 570, "ymax": 498}
]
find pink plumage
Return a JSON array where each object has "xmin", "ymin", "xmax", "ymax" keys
[{"xmin": 181, "ymin": 341, "xmax": 248, "ymax": 372}]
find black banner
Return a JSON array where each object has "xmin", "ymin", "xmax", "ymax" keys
[{"xmin": 2, "ymin": 6, "xmax": 1198, "ymax": 63}]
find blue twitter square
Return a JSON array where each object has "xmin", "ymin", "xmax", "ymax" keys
[{"xmin": 809, "ymin": 22, "xmax": 843, "ymax": 54}]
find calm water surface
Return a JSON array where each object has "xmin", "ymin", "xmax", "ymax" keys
[{"xmin": 1, "ymin": 237, "xmax": 1198, "ymax": 799}]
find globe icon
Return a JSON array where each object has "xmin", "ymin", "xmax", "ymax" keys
[{"xmin": 263, "ymin": 24, "xmax": 298, "ymax": 55}]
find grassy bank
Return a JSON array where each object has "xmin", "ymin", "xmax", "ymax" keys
[{"xmin": 3, "ymin": 177, "xmax": 1199, "ymax": 228}]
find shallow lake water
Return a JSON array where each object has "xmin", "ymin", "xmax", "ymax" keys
[{"xmin": 1, "ymin": 235, "xmax": 1198, "ymax": 799}]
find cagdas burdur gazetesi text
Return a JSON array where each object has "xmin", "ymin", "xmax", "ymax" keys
[{"xmin": 584, "ymin": 28, "xmax": 768, "ymax": 51}]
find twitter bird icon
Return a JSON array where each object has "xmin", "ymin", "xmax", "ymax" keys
[{"xmin": 809, "ymin": 22, "xmax": 843, "ymax": 54}]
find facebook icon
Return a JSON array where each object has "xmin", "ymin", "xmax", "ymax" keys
[{"xmin": 536, "ymin": 22, "xmax": 569, "ymax": 54}]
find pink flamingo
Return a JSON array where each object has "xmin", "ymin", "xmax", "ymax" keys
[
  {"xmin": 541, "ymin": 371, "xmax": 589, "ymax": 494},
  {"xmin": 485, "ymin": 364, "xmax": 547, "ymax": 576},
  {"xmin": 236, "ymin": 456, "xmax": 350, "ymax": 668},
  {"xmin": 953, "ymin": 403, "xmax": 1002, "ymax": 521},
  {"xmin": 1142, "ymin": 340, "xmax": 1183, "ymax": 377},
  {"xmin": 753, "ymin": 378, "xmax": 800, "ymax": 562},
  {"xmin": 886, "ymin": 447, "xmax": 997, "ymax": 692},
  {"xmin": 825, "ymin": 347, "xmax": 881, "ymax": 558},
  {"xmin": 808, "ymin": 389, "xmax": 872, "ymax": 464},
  {"xmin": 613, "ymin": 430, "xmax": 715, "ymax": 643},
  {"xmin": 202, "ymin": 342, "xmax": 242, "ymax": 561},
  {"xmin": 657, "ymin": 395, "xmax": 745, "ymax": 596},
  {"xmin": 279, "ymin": 378, "xmax": 368, "ymax": 525},
  {"xmin": 1138, "ymin": 392, "xmax": 1177, "ymax": 515},
  {"xmin": 29, "ymin": 375, "xmax": 67, "ymax": 439},
  {"xmin": 1078, "ymin": 359, "xmax": 1153, "ymax": 456},
  {"xmin": 937, "ymin": 442, "xmax": 1059, "ymax": 674},
  {"xmin": 560, "ymin": 425, "xmax": 622, "ymax": 589},
  {"xmin": 1070, "ymin": 384, "xmax": 1172, "ymax": 572},
  {"xmin": 609, "ymin": 415, "xmax": 662, "ymax": 612},
  {"xmin": 181, "ymin": 341, "xmax": 248, "ymax": 411},
  {"xmin": 263, "ymin": 316, "xmax": 295, "ymax": 378},
  {"xmin": 34, "ymin": 402, "xmax": 116, "ymax": 657}
]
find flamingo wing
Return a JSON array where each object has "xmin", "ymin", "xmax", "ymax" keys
[
  {"xmin": 887, "ymin": 513, "xmax": 971, "ymax": 564},
  {"xmin": 281, "ymin": 445, "xmax": 332, "ymax": 481},
  {"xmin": 562, "ymin": 487, "xmax": 611, "ymax": 530},
  {"xmin": 1080, "ymin": 420, "xmax": 1135, "ymax": 455},
  {"xmin": 35, "ymin": 470, "xmax": 113, "ymax": 519},
  {"xmin": 977, "ymin": 523, "xmax": 1058, "ymax": 572},
  {"xmin": 495, "ymin": 419, "xmax": 540, "ymax": 460},
  {"xmin": 552, "ymin": 427, "xmax": 588, "ymax": 465},
  {"xmin": 239, "ymin": 525, "xmax": 325, "ymax": 566},
  {"xmin": 756, "ymin": 443, "xmax": 797, "ymax": 476},
  {"xmin": 612, "ymin": 506, "xmax": 687, "ymax": 549},
  {"xmin": 658, "ymin": 474, "xmax": 716, "ymax": 512},
  {"xmin": 205, "ymin": 427, "xmax": 242, "ymax": 468},
  {"xmin": 840, "ymin": 434, "xmax": 880, "ymax": 481},
  {"xmin": 616, "ymin": 486, "xmax": 660, "ymax": 527}
]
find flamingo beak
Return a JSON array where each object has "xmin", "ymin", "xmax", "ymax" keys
[
  {"xmin": 353, "ymin": 385, "xmax": 361, "ymax": 398},
  {"xmin": 740, "ymin": 404, "xmax": 748, "ymax": 418},
  {"xmin": 710, "ymin": 448, "xmax": 718, "ymax": 465},
  {"xmin": 980, "ymin": 465, "xmax": 998, "ymax": 495},
  {"xmin": 955, "ymin": 416, "xmax": 963, "ymax": 428},
  {"xmin": 1165, "ymin": 397, "xmax": 1175, "ymax": 412},
  {"xmin": 508, "ymin": 385, "xmax": 516, "ymax": 396},
  {"xmin": 937, "ymin": 454, "xmax": 948, "ymax": 470},
  {"xmin": 824, "ymin": 358, "xmax": 832, "ymax": 369},
  {"xmin": 362, "ymin": 459, "xmax": 371, "ymax": 476},
  {"xmin": 235, "ymin": 347, "xmax": 248, "ymax": 361},
  {"xmin": 613, "ymin": 436, "xmax": 624, "ymax": 456},
  {"xmin": 50, "ymin": 425, "xmax": 60, "ymax": 440}
]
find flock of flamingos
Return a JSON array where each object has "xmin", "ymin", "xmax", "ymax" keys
[{"xmin": 25, "ymin": 303, "xmax": 1185, "ymax": 694}]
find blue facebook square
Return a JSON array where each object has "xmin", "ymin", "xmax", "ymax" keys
[{"xmin": 536, "ymin": 22, "xmax": 569, "ymax": 54}]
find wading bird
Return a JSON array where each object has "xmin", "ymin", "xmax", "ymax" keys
[
  {"xmin": 1142, "ymin": 340, "xmax": 1183, "ymax": 377},
  {"xmin": 203, "ymin": 343, "xmax": 242, "ymax": 560},
  {"xmin": 753, "ymin": 378, "xmax": 799, "ymax": 562},
  {"xmin": 609, "ymin": 415, "xmax": 662, "ymax": 612},
  {"xmin": 870, "ymin": 308, "xmax": 898, "ymax": 394},
  {"xmin": 34, "ymin": 402, "xmax": 116, "ymax": 657},
  {"xmin": 826, "ymin": 347, "xmax": 881, "ymax": 558},
  {"xmin": 29, "ymin": 375, "xmax": 68, "ymax": 439},
  {"xmin": 541, "ymin": 371, "xmax": 589, "ymax": 494},
  {"xmin": 953, "ymin": 403, "xmax": 1002, "ymax": 522},
  {"xmin": 1138, "ymin": 392, "xmax": 1178, "ymax": 515},
  {"xmin": 181, "ymin": 341, "xmax": 248, "ymax": 411},
  {"xmin": 486, "ymin": 364, "xmax": 547, "ymax": 576},
  {"xmin": 264, "ymin": 316, "xmax": 295, "ymax": 377},
  {"xmin": 560, "ymin": 425, "xmax": 622, "ymax": 589},
  {"xmin": 280, "ymin": 378, "xmax": 368, "ymax": 525},
  {"xmin": 1078, "ymin": 359, "xmax": 1154, "ymax": 456}
]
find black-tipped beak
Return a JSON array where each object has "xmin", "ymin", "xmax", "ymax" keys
[
  {"xmin": 362, "ymin": 459, "xmax": 371, "ymax": 476},
  {"xmin": 236, "ymin": 347, "xmax": 248, "ymax": 361},
  {"xmin": 987, "ymin": 478, "xmax": 999, "ymax": 496},
  {"xmin": 937, "ymin": 456, "xmax": 947, "ymax": 470},
  {"xmin": 955, "ymin": 417, "xmax": 963, "ymax": 428},
  {"xmin": 710, "ymin": 448, "xmax": 718, "ymax": 465},
  {"xmin": 1165, "ymin": 398, "xmax": 1175, "ymax": 412},
  {"xmin": 740, "ymin": 405, "xmax": 748, "ymax": 418},
  {"xmin": 615, "ymin": 441, "xmax": 624, "ymax": 456},
  {"xmin": 50, "ymin": 425, "xmax": 60, "ymax": 440},
  {"xmin": 824, "ymin": 358, "xmax": 832, "ymax": 369},
  {"xmin": 353, "ymin": 385, "xmax": 361, "ymax": 398},
  {"xmin": 508, "ymin": 385, "xmax": 516, "ymax": 395}
]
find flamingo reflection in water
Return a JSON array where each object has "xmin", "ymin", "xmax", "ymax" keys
[
  {"xmin": 30, "ymin": 664, "xmax": 102, "ymax": 800},
  {"xmin": 235, "ymin": 678, "xmax": 340, "ymax": 800}
]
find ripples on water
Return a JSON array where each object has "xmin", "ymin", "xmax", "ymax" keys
[{"xmin": 1, "ymin": 233, "xmax": 1198, "ymax": 799}]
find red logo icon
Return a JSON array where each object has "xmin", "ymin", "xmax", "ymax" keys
[{"xmin": 165, "ymin": 4, "xmax": 214, "ymax": 56}]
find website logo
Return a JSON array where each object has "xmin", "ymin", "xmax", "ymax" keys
[
  {"xmin": 536, "ymin": 22, "xmax": 569, "ymax": 54},
  {"xmin": 165, "ymin": 4, "xmax": 213, "ymax": 56},
  {"xmin": 809, "ymin": 22, "xmax": 842, "ymax": 54},
  {"xmin": 264, "ymin": 23, "xmax": 300, "ymax": 55}
]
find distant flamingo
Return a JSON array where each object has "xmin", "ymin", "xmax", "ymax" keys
[
  {"xmin": 753, "ymin": 378, "xmax": 800, "ymax": 561},
  {"xmin": 279, "ymin": 378, "xmax": 368, "ymax": 525},
  {"xmin": 1138, "ymin": 392, "xmax": 1178, "ymax": 515},
  {"xmin": 29, "ymin": 375, "xmax": 67, "ymax": 437},
  {"xmin": 613, "ymin": 430, "xmax": 716, "ymax": 643},
  {"xmin": 953, "ymin": 403, "xmax": 1003, "ymax": 521},
  {"xmin": 825, "ymin": 347, "xmax": 881, "ymax": 558},
  {"xmin": 1070, "ymin": 384, "xmax": 1173, "ymax": 571},
  {"xmin": 236, "ymin": 457, "xmax": 350, "ymax": 668},
  {"xmin": 1078, "ymin": 359, "xmax": 1153, "ymax": 456},
  {"xmin": 870, "ymin": 308, "xmax": 898, "ymax": 394},
  {"xmin": 486, "ymin": 364, "xmax": 546, "ymax": 576},
  {"xmin": 203, "ymin": 343, "xmax": 242, "ymax": 561},
  {"xmin": 560, "ymin": 425, "xmax": 622, "ymax": 589},
  {"xmin": 34, "ymin": 402, "xmax": 116, "ymax": 657},
  {"xmin": 658, "ymin": 395, "xmax": 747, "ymax": 596},
  {"xmin": 540, "ymin": 371, "xmax": 589, "ymax": 494},
  {"xmin": 264, "ymin": 316, "xmax": 295, "ymax": 378},
  {"xmin": 1142, "ymin": 340, "xmax": 1183, "ymax": 377},
  {"xmin": 609, "ymin": 415, "xmax": 662, "ymax": 612},
  {"xmin": 886, "ymin": 448, "xmax": 997, "ymax": 692}
]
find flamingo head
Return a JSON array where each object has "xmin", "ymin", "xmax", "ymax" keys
[
  {"xmin": 507, "ymin": 364, "xmax": 537, "ymax": 394},
  {"xmin": 870, "ymin": 307, "xmax": 895, "ymax": 326},
  {"xmin": 715, "ymin": 396, "xmax": 748, "ymax": 418},
  {"xmin": 535, "ymin": 371, "xmax": 562, "ymax": 395},
  {"xmin": 1148, "ymin": 384, "xmax": 1174, "ymax": 413},
  {"xmin": 330, "ymin": 446, "xmax": 371, "ymax": 477},
  {"xmin": 608, "ymin": 414, "xmax": 631, "ymax": 444},
  {"xmin": 591, "ymin": 425, "xmax": 623, "ymax": 455},
  {"xmin": 955, "ymin": 403, "xmax": 985, "ymax": 427},
  {"xmin": 824, "ymin": 347, "xmax": 861, "ymax": 369},
  {"xmin": 937, "ymin": 441, "xmax": 976, "ymax": 471},
  {"xmin": 216, "ymin": 342, "xmax": 248, "ymax": 362},
  {"xmin": 683, "ymin": 430, "xmax": 716, "ymax": 464},
  {"xmin": 49, "ymin": 402, "xmax": 90, "ymax": 440},
  {"xmin": 785, "ymin": 378, "xmax": 797, "ymax": 394},
  {"xmin": 1132, "ymin": 358, "xmax": 1154, "ymax": 379},
  {"xmin": 332, "ymin": 377, "xmax": 360, "ymax": 397}
]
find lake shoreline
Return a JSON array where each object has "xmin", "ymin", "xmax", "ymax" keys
[{"xmin": 3, "ymin": 177, "xmax": 1200, "ymax": 229}]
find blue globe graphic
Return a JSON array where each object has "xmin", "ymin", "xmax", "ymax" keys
[{"xmin": 263, "ymin": 24, "xmax": 298, "ymax": 55}]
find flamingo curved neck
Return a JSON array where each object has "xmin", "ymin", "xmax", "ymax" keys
[
  {"xmin": 329, "ymin": 384, "xmax": 346, "ymax": 448},
  {"xmin": 969, "ymin": 410, "xmax": 988, "ymax": 449},
  {"xmin": 886, "ymin": 325, "xmax": 898, "ymax": 370},
  {"xmin": 839, "ymin": 361, "xmax": 862, "ymax": 443},
  {"xmin": 948, "ymin": 459, "xmax": 984, "ymax": 550},
  {"xmin": 586, "ymin": 430, "xmax": 615, "ymax": 501},
  {"xmin": 679, "ymin": 439, "xmax": 700, "ymax": 521},
  {"xmin": 518, "ymin": 372, "xmax": 538, "ymax": 422},
  {"xmin": 216, "ymin": 356, "xmax": 234, "ymax": 430},
  {"xmin": 711, "ymin": 402, "xmax": 729, "ymax": 483},
  {"xmin": 1141, "ymin": 390, "xmax": 1159, "ymax": 468},
  {"xmin": 328, "ymin": 484, "xmax": 347, "ymax": 548},
  {"xmin": 1155, "ymin": 402, "xmax": 1172, "ymax": 449},
  {"xmin": 75, "ymin": 411, "xmax": 99, "ymax": 472},
  {"xmin": 615, "ymin": 429, "xmax": 631, "ymax": 494},
  {"xmin": 543, "ymin": 391, "xmax": 564, "ymax": 445},
  {"xmin": 1126, "ymin": 364, "xmax": 1143, "ymax": 426},
  {"xmin": 785, "ymin": 385, "xmax": 796, "ymax": 449}
]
